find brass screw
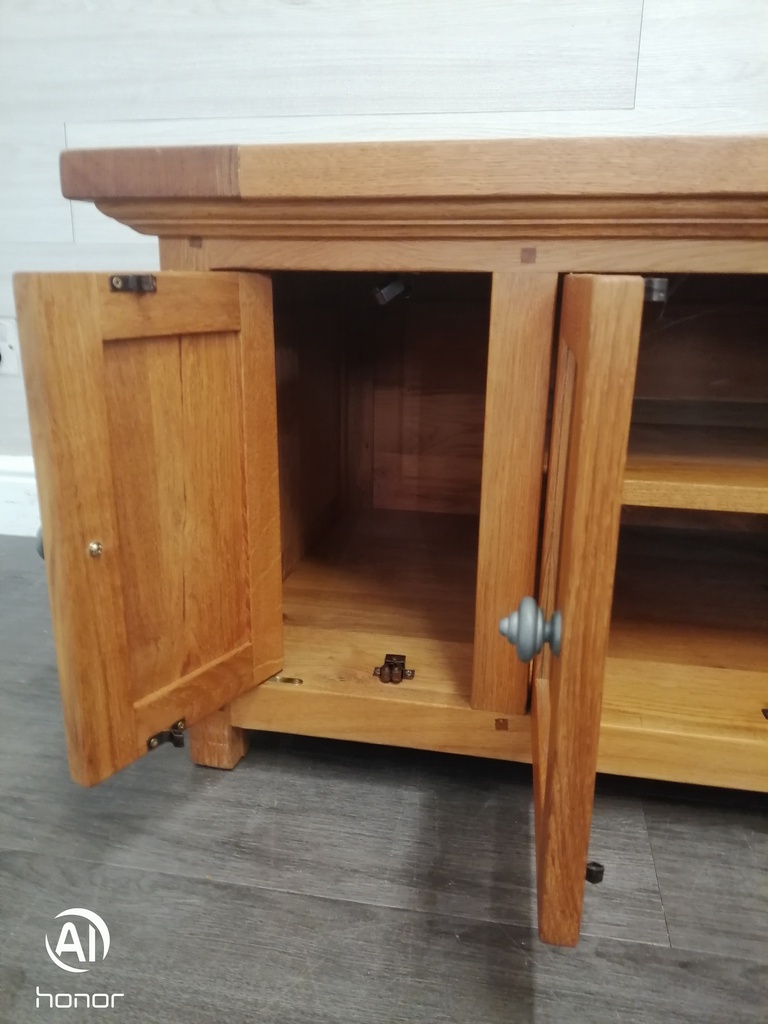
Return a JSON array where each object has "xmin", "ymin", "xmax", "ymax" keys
[
  {"xmin": 174, "ymin": 721, "xmax": 184, "ymax": 731},
  {"xmin": 88, "ymin": 541, "xmax": 103, "ymax": 558},
  {"xmin": 111, "ymin": 276, "xmax": 123, "ymax": 290},
  {"xmin": 148, "ymin": 736, "xmax": 159, "ymax": 749}
]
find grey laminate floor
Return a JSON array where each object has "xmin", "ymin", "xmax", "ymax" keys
[{"xmin": 0, "ymin": 536, "xmax": 766, "ymax": 1023}]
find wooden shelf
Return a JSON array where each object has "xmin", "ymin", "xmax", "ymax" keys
[
  {"xmin": 601, "ymin": 524, "xmax": 768, "ymax": 790},
  {"xmin": 610, "ymin": 524, "xmax": 768, "ymax": 672},
  {"xmin": 623, "ymin": 422, "xmax": 768, "ymax": 513}
]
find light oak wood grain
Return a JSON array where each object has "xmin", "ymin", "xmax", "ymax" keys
[
  {"xmin": 238, "ymin": 274, "xmax": 284, "ymax": 684},
  {"xmin": 535, "ymin": 275, "xmax": 644, "ymax": 945},
  {"xmin": 531, "ymin": 675, "xmax": 551, "ymax": 882},
  {"xmin": 600, "ymin": 519, "xmax": 768, "ymax": 790},
  {"xmin": 156, "ymin": 241, "xmax": 283, "ymax": 769},
  {"xmin": 231, "ymin": 677, "xmax": 531, "ymax": 763},
  {"xmin": 131, "ymin": 643, "xmax": 254, "ymax": 750},
  {"xmin": 234, "ymin": 504, "xmax": 768, "ymax": 792},
  {"xmin": 66, "ymin": 108, "xmax": 768, "ymax": 246},
  {"xmin": 156, "ymin": 238, "xmax": 243, "ymax": 768},
  {"xmin": 471, "ymin": 274, "xmax": 557, "ymax": 715},
  {"xmin": 99, "ymin": 272, "xmax": 241, "ymax": 338},
  {"xmin": 281, "ymin": 509, "xmax": 477, "ymax": 650},
  {"xmin": 237, "ymin": 136, "xmax": 768, "ymax": 200},
  {"xmin": 59, "ymin": 139, "xmax": 768, "ymax": 277},
  {"xmin": 624, "ymin": 423, "xmax": 768, "ymax": 512},
  {"xmin": 603, "ymin": 659, "xmax": 767, "ymax": 739},
  {"xmin": 204, "ymin": 237, "xmax": 768, "ymax": 275},
  {"xmin": 102, "ymin": 333, "xmax": 190, "ymax": 702},
  {"xmin": 231, "ymin": 674, "xmax": 768, "ymax": 793},
  {"xmin": 373, "ymin": 453, "xmax": 483, "ymax": 514},
  {"xmin": 14, "ymin": 271, "xmax": 282, "ymax": 784},
  {"xmin": 98, "ymin": 286, "xmax": 251, "ymax": 706},
  {"xmin": 158, "ymin": 249, "xmax": 284, "ymax": 669},
  {"xmin": 274, "ymin": 301, "xmax": 345, "ymax": 577},
  {"xmin": 611, "ymin": 523, "xmax": 768, "ymax": 675},
  {"xmin": 74, "ymin": 195, "xmax": 768, "ymax": 240},
  {"xmin": 233, "ymin": 506, "xmax": 526, "ymax": 758},
  {"xmin": 15, "ymin": 274, "xmax": 136, "ymax": 786},
  {"xmin": 372, "ymin": 298, "xmax": 488, "ymax": 515},
  {"xmin": 187, "ymin": 706, "xmax": 249, "ymax": 771},
  {"xmin": 534, "ymin": 342, "xmax": 577, "ymax": 693},
  {"xmin": 597, "ymin": 719, "xmax": 767, "ymax": 792},
  {"xmin": 343, "ymin": 305, "xmax": 376, "ymax": 511},
  {"xmin": 60, "ymin": 137, "xmax": 768, "ymax": 200},
  {"xmin": 158, "ymin": 237, "xmax": 209, "ymax": 272}
]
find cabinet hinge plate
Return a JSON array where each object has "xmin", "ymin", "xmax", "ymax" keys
[
  {"xmin": 147, "ymin": 718, "xmax": 186, "ymax": 751},
  {"xmin": 109, "ymin": 274, "xmax": 157, "ymax": 294}
]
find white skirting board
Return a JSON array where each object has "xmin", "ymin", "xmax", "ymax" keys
[{"xmin": 0, "ymin": 456, "xmax": 39, "ymax": 536}]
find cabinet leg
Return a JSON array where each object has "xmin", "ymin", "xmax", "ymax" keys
[{"xmin": 188, "ymin": 708, "xmax": 249, "ymax": 770}]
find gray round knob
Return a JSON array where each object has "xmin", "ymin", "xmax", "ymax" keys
[
  {"xmin": 36, "ymin": 526, "xmax": 44, "ymax": 560},
  {"xmin": 499, "ymin": 597, "xmax": 562, "ymax": 663}
]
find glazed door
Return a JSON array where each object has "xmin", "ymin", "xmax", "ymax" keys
[
  {"xmin": 15, "ymin": 272, "xmax": 283, "ymax": 786},
  {"xmin": 532, "ymin": 274, "xmax": 644, "ymax": 945}
]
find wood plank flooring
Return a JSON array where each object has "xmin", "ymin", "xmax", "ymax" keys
[{"xmin": 0, "ymin": 536, "xmax": 766, "ymax": 1022}]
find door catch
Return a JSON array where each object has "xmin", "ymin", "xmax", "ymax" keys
[{"xmin": 373, "ymin": 653, "xmax": 414, "ymax": 684}]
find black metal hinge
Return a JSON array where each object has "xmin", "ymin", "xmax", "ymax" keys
[
  {"xmin": 147, "ymin": 719, "xmax": 186, "ymax": 752},
  {"xmin": 109, "ymin": 274, "xmax": 157, "ymax": 294}
]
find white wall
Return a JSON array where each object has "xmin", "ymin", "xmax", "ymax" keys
[{"xmin": 1, "ymin": 0, "xmax": 767, "ymax": 533}]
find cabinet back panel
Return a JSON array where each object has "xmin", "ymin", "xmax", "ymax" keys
[
  {"xmin": 274, "ymin": 304, "xmax": 345, "ymax": 577},
  {"xmin": 372, "ymin": 299, "xmax": 489, "ymax": 514},
  {"xmin": 273, "ymin": 273, "xmax": 491, "ymax": 560},
  {"xmin": 636, "ymin": 276, "xmax": 768, "ymax": 408},
  {"xmin": 103, "ymin": 331, "xmax": 250, "ymax": 703},
  {"xmin": 611, "ymin": 521, "xmax": 768, "ymax": 677}
]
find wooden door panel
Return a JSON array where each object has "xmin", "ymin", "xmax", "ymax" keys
[
  {"xmin": 15, "ymin": 272, "xmax": 283, "ymax": 786},
  {"xmin": 472, "ymin": 273, "xmax": 558, "ymax": 714},
  {"xmin": 534, "ymin": 274, "xmax": 644, "ymax": 945},
  {"xmin": 103, "ymin": 330, "xmax": 250, "ymax": 702}
]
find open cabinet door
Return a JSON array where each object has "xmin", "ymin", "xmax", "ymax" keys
[
  {"xmin": 15, "ymin": 272, "xmax": 283, "ymax": 786},
  {"xmin": 532, "ymin": 274, "xmax": 644, "ymax": 945}
]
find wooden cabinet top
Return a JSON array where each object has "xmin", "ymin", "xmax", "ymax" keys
[{"xmin": 60, "ymin": 136, "xmax": 768, "ymax": 201}]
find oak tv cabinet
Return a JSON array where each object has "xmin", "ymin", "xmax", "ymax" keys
[{"xmin": 14, "ymin": 137, "xmax": 768, "ymax": 947}]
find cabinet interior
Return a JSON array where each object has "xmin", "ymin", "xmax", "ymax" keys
[
  {"xmin": 272, "ymin": 272, "xmax": 490, "ymax": 702},
  {"xmin": 267, "ymin": 270, "xmax": 767, "ymax": 743},
  {"xmin": 609, "ymin": 274, "xmax": 768, "ymax": 744},
  {"xmin": 624, "ymin": 274, "xmax": 768, "ymax": 513}
]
